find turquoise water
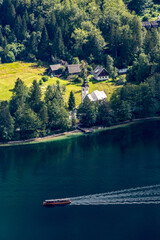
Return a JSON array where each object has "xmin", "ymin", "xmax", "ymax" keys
[{"xmin": 0, "ymin": 121, "xmax": 160, "ymax": 239}]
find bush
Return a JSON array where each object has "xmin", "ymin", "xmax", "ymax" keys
[
  {"xmin": 37, "ymin": 59, "xmax": 43, "ymax": 67},
  {"xmin": 143, "ymin": 15, "xmax": 149, "ymax": 21},
  {"xmin": 42, "ymin": 76, "xmax": 48, "ymax": 82},
  {"xmin": 39, "ymin": 79, "xmax": 43, "ymax": 85},
  {"xmin": 27, "ymin": 53, "xmax": 37, "ymax": 62},
  {"xmin": 4, "ymin": 51, "xmax": 15, "ymax": 63},
  {"xmin": 74, "ymin": 76, "xmax": 83, "ymax": 83},
  {"xmin": 87, "ymin": 65, "xmax": 93, "ymax": 73}
]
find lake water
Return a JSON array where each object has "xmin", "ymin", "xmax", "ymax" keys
[{"xmin": 0, "ymin": 120, "xmax": 160, "ymax": 240}]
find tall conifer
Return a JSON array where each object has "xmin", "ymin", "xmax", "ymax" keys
[{"xmin": 38, "ymin": 25, "xmax": 49, "ymax": 60}]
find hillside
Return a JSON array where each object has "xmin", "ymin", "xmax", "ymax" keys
[
  {"xmin": 0, "ymin": 0, "xmax": 141, "ymax": 68},
  {"xmin": 0, "ymin": 62, "xmax": 119, "ymax": 106}
]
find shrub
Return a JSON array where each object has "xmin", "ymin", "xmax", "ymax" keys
[
  {"xmin": 74, "ymin": 76, "xmax": 83, "ymax": 83},
  {"xmin": 37, "ymin": 60, "xmax": 43, "ymax": 67},
  {"xmin": 87, "ymin": 65, "xmax": 93, "ymax": 73},
  {"xmin": 39, "ymin": 79, "xmax": 43, "ymax": 85},
  {"xmin": 143, "ymin": 15, "xmax": 149, "ymax": 21},
  {"xmin": 27, "ymin": 53, "xmax": 37, "ymax": 62},
  {"xmin": 42, "ymin": 76, "xmax": 48, "ymax": 82},
  {"xmin": 4, "ymin": 51, "xmax": 15, "ymax": 63}
]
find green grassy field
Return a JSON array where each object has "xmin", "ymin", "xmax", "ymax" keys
[{"xmin": 0, "ymin": 61, "xmax": 120, "ymax": 106}]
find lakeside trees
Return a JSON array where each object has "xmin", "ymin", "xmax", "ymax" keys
[
  {"xmin": 0, "ymin": 78, "xmax": 70, "ymax": 142},
  {"xmin": 77, "ymin": 74, "xmax": 160, "ymax": 127}
]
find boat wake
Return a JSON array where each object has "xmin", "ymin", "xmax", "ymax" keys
[{"xmin": 70, "ymin": 185, "xmax": 160, "ymax": 205}]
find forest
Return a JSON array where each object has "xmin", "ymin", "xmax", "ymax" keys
[
  {"xmin": 0, "ymin": 77, "xmax": 74, "ymax": 141},
  {"xmin": 0, "ymin": 0, "xmax": 157, "ymax": 68}
]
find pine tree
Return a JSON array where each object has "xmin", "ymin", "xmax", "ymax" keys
[
  {"xmin": 38, "ymin": 25, "xmax": 49, "ymax": 60},
  {"xmin": 2, "ymin": 37, "xmax": 8, "ymax": 49},
  {"xmin": 68, "ymin": 91, "xmax": 75, "ymax": 111},
  {"xmin": 48, "ymin": 11, "xmax": 56, "ymax": 41},
  {"xmin": 4, "ymin": 3, "xmax": 16, "ymax": 27},
  {"xmin": 14, "ymin": 15, "xmax": 22, "ymax": 40},
  {"xmin": 2, "ymin": 0, "xmax": 12, "ymax": 25},
  {"xmin": 28, "ymin": 80, "xmax": 42, "ymax": 113},
  {"xmin": 21, "ymin": 15, "xmax": 27, "ymax": 40},
  {"xmin": 53, "ymin": 27, "xmax": 65, "ymax": 58},
  {"xmin": 0, "ymin": 101, "xmax": 14, "ymax": 141},
  {"xmin": 9, "ymin": 78, "xmax": 28, "ymax": 115},
  {"xmin": 0, "ymin": 28, "xmax": 4, "ymax": 46},
  {"xmin": 106, "ymin": 55, "xmax": 114, "ymax": 75},
  {"xmin": 24, "ymin": 9, "xmax": 29, "ymax": 26},
  {"xmin": 39, "ymin": 103, "xmax": 48, "ymax": 130},
  {"xmin": 36, "ymin": 17, "xmax": 45, "ymax": 32},
  {"xmin": 29, "ymin": 32, "xmax": 38, "ymax": 54}
]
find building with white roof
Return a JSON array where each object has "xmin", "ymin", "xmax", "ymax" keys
[
  {"xmin": 87, "ymin": 90, "xmax": 107, "ymax": 102},
  {"xmin": 81, "ymin": 79, "xmax": 107, "ymax": 103}
]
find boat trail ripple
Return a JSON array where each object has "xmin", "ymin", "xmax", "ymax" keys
[{"xmin": 70, "ymin": 185, "xmax": 160, "ymax": 205}]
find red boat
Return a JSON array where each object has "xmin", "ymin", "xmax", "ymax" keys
[{"xmin": 43, "ymin": 198, "xmax": 71, "ymax": 207}]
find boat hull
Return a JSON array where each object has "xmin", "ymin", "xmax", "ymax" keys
[{"xmin": 43, "ymin": 200, "xmax": 71, "ymax": 207}]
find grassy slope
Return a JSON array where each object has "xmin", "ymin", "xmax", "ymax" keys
[{"xmin": 0, "ymin": 62, "xmax": 120, "ymax": 106}]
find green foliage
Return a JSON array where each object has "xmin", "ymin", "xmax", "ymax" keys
[
  {"xmin": 68, "ymin": 91, "xmax": 75, "ymax": 111},
  {"xmin": 38, "ymin": 26, "xmax": 49, "ymax": 60},
  {"xmin": 77, "ymin": 98, "xmax": 97, "ymax": 127},
  {"xmin": 0, "ymin": 101, "xmax": 14, "ymax": 141},
  {"xmin": 72, "ymin": 57, "xmax": 80, "ymax": 64},
  {"xmin": 15, "ymin": 105, "xmax": 42, "ymax": 139},
  {"xmin": 74, "ymin": 76, "xmax": 83, "ymax": 83},
  {"xmin": 0, "ymin": 77, "xmax": 73, "ymax": 142},
  {"xmin": 28, "ymin": 80, "xmax": 42, "ymax": 113},
  {"xmin": 42, "ymin": 76, "xmax": 48, "ymax": 82},
  {"xmin": 97, "ymin": 101, "xmax": 116, "ymax": 126},
  {"xmin": 0, "ymin": 0, "xmax": 156, "ymax": 68},
  {"xmin": 9, "ymin": 78, "xmax": 28, "ymax": 115},
  {"xmin": 3, "ymin": 51, "xmax": 15, "ymax": 63},
  {"xmin": 127, "ymin": 53, "xmax": 151, "ymax": 83},
  {"xmin": 128, "ymin": 0, "xmax": 153, "ymax": 15}
]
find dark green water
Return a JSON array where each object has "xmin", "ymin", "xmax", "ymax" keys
[{"xmin": 1, "ymin": 120, "xmax": 160, "ymax": 240}]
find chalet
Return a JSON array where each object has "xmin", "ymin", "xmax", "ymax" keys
[
  {"xmin": 67, "ymin": 64, "xmax": 82, "ymax": 75},
  {"xmin": 92, "ymin": 66, "xmax": 109, "ymax": 81},
  {"xmin": 48, "ymin": 64, "xmax": 63, "ymax": 77}
]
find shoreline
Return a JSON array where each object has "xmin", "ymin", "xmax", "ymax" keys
[{"xmin": 0, "ymin": 116, "xmax": 160, "ymax": 147}]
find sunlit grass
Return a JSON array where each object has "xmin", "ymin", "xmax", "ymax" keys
[{"xmin": 0, "ymin": 61, "xmax": 120, "ymax": 106}]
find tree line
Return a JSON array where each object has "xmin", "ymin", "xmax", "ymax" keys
[
  {"xmin": 0, "ymin": 78, "xmax": 74, "ymax": 142},
  {"xmin": 77, "ymin": 73, "xmax": 160, "ymax": 127},
  {"xmin": 0, "ymin": 0, "xmax": 148, "ymax": 68}
]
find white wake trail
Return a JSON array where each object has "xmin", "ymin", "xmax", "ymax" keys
[{"xmin": 70, "ymin": 185, "xmax": 160, "ymax": 205}]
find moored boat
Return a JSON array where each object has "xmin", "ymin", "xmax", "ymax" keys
[{"xmin": 43, "ymin": 198, "xmax": 71, "ymax": 207}]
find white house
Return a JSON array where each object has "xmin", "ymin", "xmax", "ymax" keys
[
  {"xmin": 87, "ymin": 90, "xmax": 107, "ymax": 102},
  {"xmin": 81, "ymin": 78, "xmax": 107, "ymax": 103}
]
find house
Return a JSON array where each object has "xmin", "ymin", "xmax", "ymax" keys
[
  {"xmin": 92, "ymin": 66, "xmax": 109, "ymax": 81},
  {"xmin": 67, "ymin": 64, "xmax": 82, "ymax": 75},
  {"xmin": 81, "ymin": 78, "xmax": 107, "ymax": 103},
  {"xmin": 48, "ymin": 64, "xmax": 63, "ymax": 77},
  {"xmin": 87, "ymin": 90, "xmax": 107, "ymax": 102}
]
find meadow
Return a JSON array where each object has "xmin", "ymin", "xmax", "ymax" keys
[{"xmin": 0, "ymin": 62, "xmax": 119, "ymax": 106}]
